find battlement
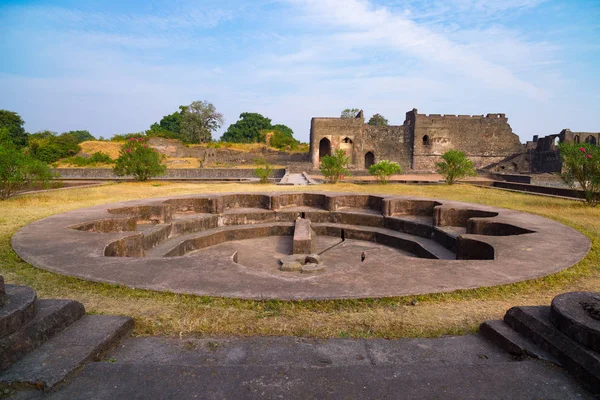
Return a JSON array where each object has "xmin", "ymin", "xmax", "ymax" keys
[{"xmin": 418, "ymin": 113, "xmax": 506, "ymax": 120}]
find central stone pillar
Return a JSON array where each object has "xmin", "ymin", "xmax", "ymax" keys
[{"xmin": 293, "ymin": 218, "xmax": 312, "ymax": 254}]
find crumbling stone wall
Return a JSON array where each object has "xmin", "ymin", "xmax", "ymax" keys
[
  {"xmin": 147, "ymin": 137, "xmax": 309, "ymax": 167},
  {"xmin": 529, "ymin": 129, "xmax": 600, "ymax": 173},
  {"xmin": 410, "ymin": 111, "xmax": 522, "ymax": 170},
  {"xmin": 309, "ymin": 108, "xmax": 522, "ymax": 171}
]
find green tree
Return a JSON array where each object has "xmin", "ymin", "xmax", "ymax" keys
[
  {"xmin": 62, "ymin": 130, "xmax": 95, "ymax": 143},
  {"xmin": 253, "ymin": 157, "xmax": 274, "ymax": 184},
  {"xmin": 28, "ymin": 131, "xmax": 81, "ymax": 163},
  {"xmin": 559, "ymin": 142, "xmax": 600, "ymax": 206},
  {"xmin": 0, "ymin": 110, "xmax": 28, "ymax": 148},
  {"xmin": 320, "ymin": 149, "xmax": 351, "ymax": 183},
  {"xmin": 180, "ymin": 101, "xmax": 224, "ymax": 143},
  {"xmin": 341, "ymin": 108, "xmax": 360, "ymax": 119},
  {"xmin": 0, "ymin": 131, "xmax": 53, "ymax": 200},
  {"xmin": 113, "ymin": 137, "xmax": 167, "ymax": 181},
  {"xmin": 222, "ymin": 113, "xmax": 272, "ymax": 143},
  {"xmin": 368, "ymin": 160, "xmax": 402, "ymax": 184},
  {"xmin": 367, "ymin": 114, "xmax": 389, "ymax": 126},
  {"xmin": 435, "ymin": 150, "xmax": 477, "ymax": 185},
  {"xmin": 154, "ymin": 106, "xmax": 186, "ymax": 133},
  {"xmin": 271, "ymin": 124, "xmax": 294, "ymax": 139}
]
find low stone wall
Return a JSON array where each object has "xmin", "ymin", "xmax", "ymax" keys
[
  {"xmin": 53, "ymin": 168, "xmax": 286, "ymax": 180},
  {"xmin": 487, "ymin": 173, "xmax": 531, "ymax": 184},
  {"xmin": 491, "ymin": 181, "xmax": 597, "ymax": 200}
]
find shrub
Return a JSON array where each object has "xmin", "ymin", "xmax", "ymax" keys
[
  {"xmin": 65, "ymin": 152, "xmax": 114, "ymax": 166},
  {"xmin": 320, "ymin": 149, "xmax": 351, "ymax": 184},
  {"xmin": 113, "ymin": 137, "xmax": 166, "ymax": 181},
  {"xmin": 368, "ymin": 160, "xmax": 402, "ymax": 184},
  {"xmin": 111, "ymin": 132, "xmax": 145, "ymax": 142},
  {"xmin": 254, "ymin": 158, "xmax": 273, "ymax": 184},
  {"xmin": 559, "ymin": 142, "xmax": 600, "ymax": 206},
  {"xmin": 436, "ymin": 150, "xmax": 477, "ymax": 185},
  {"xmin": 28, "ymin": 132, "xmax": 81, "ymax": 163},
  {"xmin": 0, "ymin": 140, "xmax": 53, "ymax": 200}
]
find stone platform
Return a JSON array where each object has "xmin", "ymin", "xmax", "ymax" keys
[{"xmin": 11, "ymin": 192, "xmax": 590, "ymax": 300}]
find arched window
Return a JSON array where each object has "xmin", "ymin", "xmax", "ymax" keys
[
  {"xmin": 423, "ymin": 135, "xmax": 430, "ymax": 146},
  {"xmin": 365, "ymin": 152, "xmax": 375, "ymax": 169},
  {"xmin": 342, "ymin": 137, "xmax": 353, "ymax": 144},
  {"xmin": 585, "ymin": 135, "xmax": 597, "ymax": 145},
  {"xmin": 574, "ymin": 135, "xmax": 580, "ymax": 144},
  {"xmin": 319, "ymin": 138, "xmax": 331, "ymax": 161}
]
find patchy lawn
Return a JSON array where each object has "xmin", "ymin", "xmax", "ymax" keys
[{"xmin": 1, "ymin": 182, "xmax": 598, "ymax": 339}]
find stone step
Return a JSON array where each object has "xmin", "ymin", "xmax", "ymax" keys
[
  {"xmin": 480, "ymin": 319, "xmax": 559, "ymax": 364},
  {"xmin": 0, "ymin": 285, "xmax": 37, "ymax": 339},
  {"xmin": 504, "ymin": 305, "xmax": 600, "ymax": 395},
  {"xmin": 0, "ymin": 299, "xmax": 85, "ymax": 371},
  {"xmin": 0, "ymin": 315, "xmax": 133, "ymax": 391}
]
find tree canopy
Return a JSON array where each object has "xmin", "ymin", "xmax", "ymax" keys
[
  {"xmin": 0, "ymin": 110, "xmax": 28, "ymax": 148},
  {"xmin": 180, "ymin": 101, "xmax": 224, "ymax": 143},
  {"xmin": 367, "ymin": 114, "xmax": 389, "ymax": 126},
  {"xmin": 63, "ymin": 130, "xmax": 95, "ymax": 143},
  {"xmin": 340, "ymin": 108, "xmax": 360, "ymax": 119},
  {"xmin": 221, "ymin": 113, "xmax": 272, "ymax": 143}
]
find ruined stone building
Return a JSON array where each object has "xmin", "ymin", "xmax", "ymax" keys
[
  {"xmin": 310, "ymin": 109, "xmax": 523, "ymax": 171},
  {"xmin": 309, "ymin": 109, "xmax": 599, "ymax": 174}
]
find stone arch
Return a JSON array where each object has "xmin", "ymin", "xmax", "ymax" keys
[
  {"xmin": 574, "ymin": 135, "xmax": 580, "ymax": 144},
  {"xmin": 340, "ymin": 137, "xmax": 353, "ymax": 158},
  {"xmin": 423, "ymin": 135, "xmax": 430, "ymax": 146},
  {"xmin": 319, "ymin": 138, "xmax": 331, "ymax": 161},
  {"xmin": 365, "ymin": 152, "xmax": 375, "ymax": 169},
  {"xmin": 585, "ymin": 135, "xmax": 597, "ymax": 145}
]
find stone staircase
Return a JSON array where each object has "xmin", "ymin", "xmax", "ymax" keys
[
  {"xmin": 0, "ymin": 275, "xmax": 133, "ymax": 392},
  {"xmin": 481, "ymin": 291, "xmax": 600, "ymax": 395},
  {"xmin": 278, "ymin": 172, "xmax": 319, "ymax": 186}
]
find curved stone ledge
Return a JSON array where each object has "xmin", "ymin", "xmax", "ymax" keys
[{"xmin": 11, "ymin": 192, "xmax": 591, "ymax": 300}]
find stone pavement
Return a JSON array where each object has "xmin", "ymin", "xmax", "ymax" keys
[{"xmin": 13, "ymin": 334, "xmax": 594, "ymax": 399}]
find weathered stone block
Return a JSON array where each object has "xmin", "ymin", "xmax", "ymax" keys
[{"xmin": 293, "ymin": 218, "xmax": 312, "ymax": 254}]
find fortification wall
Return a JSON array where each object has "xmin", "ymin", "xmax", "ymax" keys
[
  {"xmin": 411, "ymin": 112, "xmax": 523, "ymax": 170},
  {"xmin": 310, "ymin": 117, "xmax": 365, "ymax": 168},
  {"xmin": 363, "ymin": 125, "xmax": 412, "ymax": 170}
]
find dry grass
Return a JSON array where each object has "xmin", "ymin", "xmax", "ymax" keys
[
  {"xmin": 78, "ymin": 140, "xmax": 123, "ymax": 158},
  {"xmin": 1, "ymin": 182, "xmax": 599, "ymax": 339}
]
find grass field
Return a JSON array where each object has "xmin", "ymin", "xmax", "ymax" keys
[{"xmin": 1, "ymin": 182, "xmax": 599, "ymax": 339}]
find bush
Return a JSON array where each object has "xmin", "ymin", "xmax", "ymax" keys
[
  {"xmin": 65, "ymin": 152, "xmax": 114, "ymax": 166},
  {"xmin": 0, "ymin": 140, "xmax": 53, "ymax": 200},
  {"xmin": 254, "ymin": 158, "xmax": 273, "ymax": 184},
  {"xmin": 111, "ymin": 132, "xmax": 145, "ymax": 142},
  {"xmin": 368, "ymin": 160, "xmax": 402, "ymax": 184},
  {"xmin": 28, "ymin": 132, "xmax": 81, "ymax": 163},
  {"xmin": 436, "ymin": 150, "xmax": 477, "ymax": 185},
  {"xmin": 113, "ymin": 137, "xmax": 166, "ymax": 181},
  {"xmin": 559, "ymin": 142, "xmax": 600, "ymax": 206},
  {"xmin": 267, "ymin": 130, "xmax": 300, "ymax": 150},
  {"xmin": 320, "ymin": 149, "xmax": 351, "ymax": 184}
]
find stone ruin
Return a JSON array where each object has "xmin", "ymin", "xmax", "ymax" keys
[
  {"xmin": 482, "ymin": 291, "xmax": 600, "ymax": 395},
  {"xmin": 11, "ymin": 192, "xmax": 590, "ymax": 300},
  {"xmin": 0, "ymin": 274, "xmax": 132, "ymax": 391}
]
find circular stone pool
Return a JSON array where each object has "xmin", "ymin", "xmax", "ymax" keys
[{"xmin": 11, "ymin": 192, "xmax": 590, "ymax": 300}]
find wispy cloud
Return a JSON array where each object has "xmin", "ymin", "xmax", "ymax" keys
[{"xmin": 0, "ymin": 0, "xmax": 598, "ymax": 141}]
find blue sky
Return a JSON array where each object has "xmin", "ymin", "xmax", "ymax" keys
[{"xmin": 1, "ymin": 0, "xmax": 599, "ymax": 143}]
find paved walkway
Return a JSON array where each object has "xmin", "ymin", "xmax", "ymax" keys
[{"xmin": 16, "ymin": 334, "xmax": 593, "ymax": 399}]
